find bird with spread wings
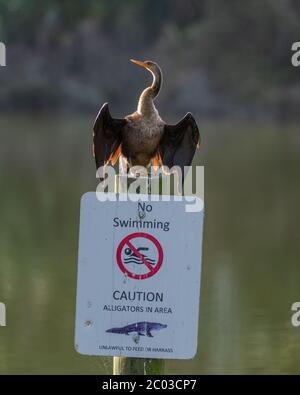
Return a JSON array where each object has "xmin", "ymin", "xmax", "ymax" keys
[{"xmin": 93, "ymin": 59, "xmax": 200, "ymax": 182}]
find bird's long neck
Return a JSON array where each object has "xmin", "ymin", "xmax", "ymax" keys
[{"xmin": 137, "ymin": 67, "xmax": 162, "ymax": 117}]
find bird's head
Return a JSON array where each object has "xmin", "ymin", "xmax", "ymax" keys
[
  {"xmin": 130, "ymin": 59, "xmax": 159, "ymax": 73},
  {"xmin": 130, "ymin": 59, "xmax": 162, "ymax": 98}
]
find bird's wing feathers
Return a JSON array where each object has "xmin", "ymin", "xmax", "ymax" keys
[
  {"xmin": 93, "ymin": 103, "xmax": 127, "ymax": 168},
  {"xmin": 159, "ymin": 113, "xmax": 200, "ymax": 176},
  {"xmin": 93, "ymin": 104, "xmax": 200, "ymax": 183}
]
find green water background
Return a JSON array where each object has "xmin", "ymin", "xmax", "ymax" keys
[{"xmin": 0, "ymin": 115, "xmax": 299, "ymax": 374}]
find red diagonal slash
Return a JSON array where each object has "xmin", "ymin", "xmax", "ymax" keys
[
  {"xmin": 125, "ymin": 240, "xmax": 155, "ymax": 272},
  {"xmin": 116, "ymin": 232, "xmax": 163, "ymax": 280}
]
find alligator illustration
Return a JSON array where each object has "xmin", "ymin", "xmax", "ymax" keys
[{"xmin": 106, "ymin": 321, "xmax": 167, "ymax": 337}]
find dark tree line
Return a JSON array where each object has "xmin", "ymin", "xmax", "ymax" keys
[{"xmin": 0, "ymin": 0, "xmax": 300, "ymax": 118}]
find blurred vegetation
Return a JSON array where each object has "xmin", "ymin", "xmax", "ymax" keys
[{"xmin": 0, "ymin": 0, "xmax": 300, "ymax": 118}]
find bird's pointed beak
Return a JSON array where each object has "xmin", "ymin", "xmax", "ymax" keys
[{"xmin": 130, "ymin": 59, "xmax": 150, "ymax": 69}]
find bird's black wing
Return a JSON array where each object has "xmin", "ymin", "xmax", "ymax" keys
[
  {"xmin": 93, "ymin": 103, "xmax": 127, "ymax": 169},
  {"xmin": 158, "ymin": 113, "xmax": 200, "ymax": 181}
]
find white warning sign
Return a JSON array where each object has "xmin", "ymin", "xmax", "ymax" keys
[{"xmin": 75, "ymin": 192, "xmax": 204, "ymax": 359}]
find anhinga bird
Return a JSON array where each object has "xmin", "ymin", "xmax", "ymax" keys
[{"xmin": 93, "ymin": 59, "xmax": 200, "ymax": 180}]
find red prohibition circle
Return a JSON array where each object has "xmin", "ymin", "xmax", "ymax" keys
[{"xmin": 116, "ymin": 232, "xmax": 163, "ymax": 280}]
